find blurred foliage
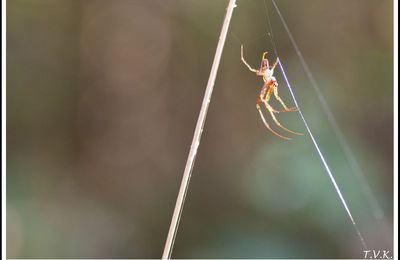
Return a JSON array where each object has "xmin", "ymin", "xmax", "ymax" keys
[{"xmin": 7, "ymin": 0, "xmax": 393, "ymax": 258}]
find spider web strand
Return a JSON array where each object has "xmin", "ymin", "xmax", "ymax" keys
[
  {"xmin": 263, "ymin": 0, "xmax": 368, "ymax": 250},
  {"xmin": 270, "ymin": 0, "xmax": 384, "ymax": 221},
  {"xmin": 278, "ymin": 60, "xmax": 368, "ymax": 251}
]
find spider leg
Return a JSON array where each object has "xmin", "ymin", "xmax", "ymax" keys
[
  {"xmin": 262, "ymin": 99, "xmax": 303, "ymax": 136},
  {"xmin": 256, "ymin": 100, "xmax": 291, "ymax": 140},
  {"xmin": 262, "ymin": 52, "xmax": 269, "ymax": 60},
  {"xmin": 272, "ymin": 85, "xmax": 299, "ymax": 112},
  {"xmin": 241, "ymin": 45, "xmax": 258, "ymax": 73},
  {"xmin": 271, "ymin": 57, "xmax": 279, "ymax": 70},
  {"xmin": 262, "ymin": 83, "xmax": 283, "ymax": 113}
]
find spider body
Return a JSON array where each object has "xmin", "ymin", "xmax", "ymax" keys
[{"xmin": 241, "ymin": 45, "xmax": 302, "ymax": 140}]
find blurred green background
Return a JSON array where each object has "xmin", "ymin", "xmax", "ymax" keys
[{"xmin": 7, "ymin": 0, "xmax": 393, "ymax": 258}]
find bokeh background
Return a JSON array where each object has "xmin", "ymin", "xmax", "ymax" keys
[{"xmin": 7, "ymin": 0, "xmax": 394, "ymax": 258}]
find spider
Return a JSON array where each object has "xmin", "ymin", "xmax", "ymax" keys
[{"xmin": 241, "ymin": 45, "xmax": 302, "ymax": 140}]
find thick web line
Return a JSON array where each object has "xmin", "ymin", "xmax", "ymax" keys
[
  {"xmin": 263, "ymin": 0, "xmax": 368, "ymax": 250},
  {"xmin": 270, "ymin": 0, "xmax": 384, "ymax": 221},
  {"xmin": 161, "ymin": 1, "xmax": 237, "ymax": 258}
]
